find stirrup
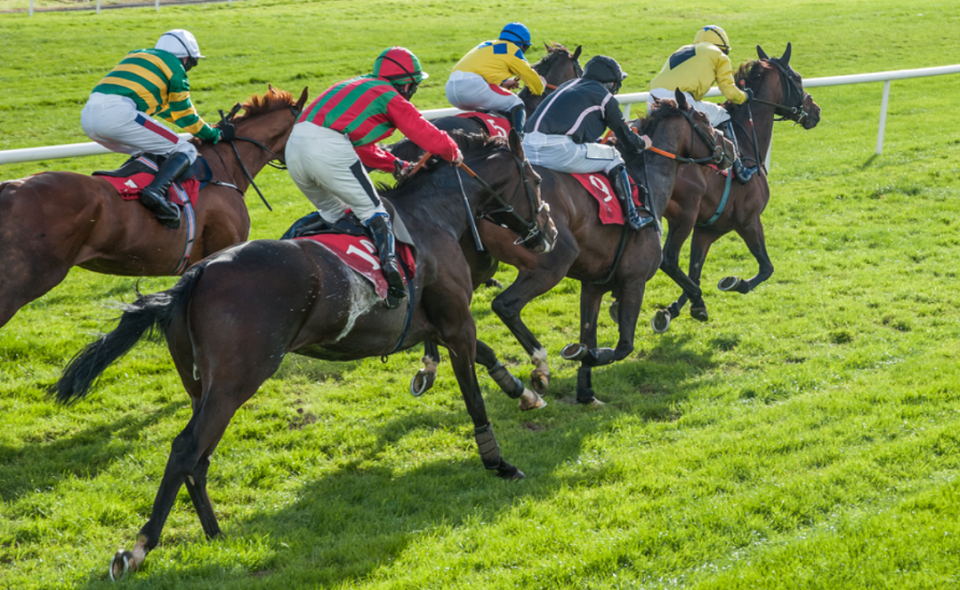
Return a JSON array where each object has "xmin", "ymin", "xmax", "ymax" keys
[{"xmin": 733, "ymin": 160, "xmax": 758, "ymax": 184}]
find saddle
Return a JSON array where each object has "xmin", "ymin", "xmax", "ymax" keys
[
  {"xmin": 570, "ymin": 173, "xmax": 648, "ymax": 226},
  {"xmin": 281, "ymin": 207, "xmax": 417, "ymax": 302},
  {"xmin": 93, "ymin": 155, "xmax": 212, "ymax": 207},
  {"xmin": 455, "ymin": 111, "xmax": 511, "ymax": 138}
]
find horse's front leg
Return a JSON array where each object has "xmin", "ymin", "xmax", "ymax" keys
[
  {"xmin": 560, "ymin": 281, "xmax": 607, "ymax": 406},
  {"xmin": 475, "ymin": 339, "xmax": 546, "ymax": 411},
  {"xmin": 410, "ymin": 342, "xmax": 441, "ymax": 396},
  {"xmin": 718, "ymin": 218, "xmax": 774, "ymax": 295}
]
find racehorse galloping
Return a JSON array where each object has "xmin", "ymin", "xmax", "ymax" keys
[
  {"xmin": 412, "ymin": 93, "xmax": 735, "ymax": 405},
  {"xmin": 654, "ymin": 43, "xmax": 821, "ymax": 332},
  {"xmin": 53, "ymin": 132, "xmax": 556, "ymax": 580},
  {"xmin": 389, "ymin": 43, "xmax": 582, "ymax": 157},
  {"xmin": 0, "ymin": 86, "xmax": 309, "ymax": 331}
]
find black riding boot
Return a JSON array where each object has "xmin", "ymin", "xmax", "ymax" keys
[
  {"xmin": 508, "ymin": 104, "xmax": 526, "ymax": 139},
  {"xmin": 726, "ymin": 121, "xmax": 757, "ymax": 184},
  {"xmin": 140, "ymin": 153, "xmax": 189, "ymax": 229},
  {"xmin": 609, "ymin": 165, "xmax": 654, "ymax": 231},
  {"xmin": 367, "ymin": 214, "xmax": 406, "ymax": 309}
]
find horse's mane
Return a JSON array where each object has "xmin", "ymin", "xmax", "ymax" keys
[
  {"xmin": 734, "ymin": 60, "xmax": 768, "ymax": 88},
  {"xmin": 634, "ymin": 98, "xmax": 684, "ymax": 136},
  {"xmin": 231, "ymin": 87, "xmax": 295, "ymax": 122},
  {"xmin": 532, "ymin": 42, "xmax": 583, "ymax": 77}
]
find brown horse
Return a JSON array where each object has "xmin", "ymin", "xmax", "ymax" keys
[
  {"xmin": 389, "ymin": 42, "xmax": 582, "ymax": 150},
  {"xmin": 412, "ymin": 92, "xmax": 735, "ymax": 405},
  {"xmin": 652, "ymin": 43, "xmax": 822, "ymax": 332},
  {"xmin": 52, "ymin": 131, "xmax": 556, "ymax": 580},
  {"xmin": 0, "ymin": 86, "xmax": 309, "ymax": 330}
]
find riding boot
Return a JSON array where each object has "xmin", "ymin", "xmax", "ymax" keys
[
  {"xmin": 726, "ymin": 121, "xmax": 757, "ymax": 185},
  {"xmin": 609, "ymin": 165, "xmax": 654, "ymax": 231},
  {"xmin": 366, "ymin": 213, "xmax": 406, "ymax": 309},
  {"xmin": 508, "ymin": 104, "xmax": 526, "ymax": 139},
  {"xmin": 140, "ymin": 153, "xmax": 189, "ymax": 229}
]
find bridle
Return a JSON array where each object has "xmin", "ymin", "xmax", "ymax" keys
[
  {"xmin": 746, "ymin": 58, "xmax": 813, "ymax": 126},
  {"xmin": 209, "ymin": 101, "xmax": 302, "ymax": 211},
  {"xmin": 639, "ymin": 106, "xmax": 729, "ymax": 166},
  {"xmin": 538, "ymin": 50, "xmax": 583, "ymax": 93}
]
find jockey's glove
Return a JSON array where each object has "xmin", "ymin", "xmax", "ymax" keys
[
  {"xmin": 393, "ymin": 159, "xmax": 415, "ymax": 181},
  {"xmin": 218, "ymin": 121, "xmax": 237, "ymax": 143},
  {"xmin": 743, "ymin": 88, "xmax": 754, "ymax": 102}
]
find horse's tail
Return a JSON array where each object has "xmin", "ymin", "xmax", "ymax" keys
[{"xmin": 52, "ymin": 264, "xmax": 206, "ymax": 404}]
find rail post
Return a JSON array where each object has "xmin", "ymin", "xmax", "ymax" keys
[{"xmin": 876, "ymin": 80, "xmax": 891, "ymax": 155}]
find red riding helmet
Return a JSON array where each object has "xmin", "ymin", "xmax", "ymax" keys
[{"xmin": 372, "ymin": 47, "xmax": 429, "ymax": 85}]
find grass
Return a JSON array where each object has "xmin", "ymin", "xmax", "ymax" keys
[{"xmin": 3, "ymin": 0, "xmax": 960, "ymax": 588}]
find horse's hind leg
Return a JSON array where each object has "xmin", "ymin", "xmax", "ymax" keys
[
  {"xmin": 719, "ymin": 219, "xmax": 773, "ymax": 294},
  {"xmin": 475, "ymin": 339, "xmax": 546, "ymax": 411},
  {"xmin": 0, "ymin": 257, "xmax": 72, "ymax": 330}
]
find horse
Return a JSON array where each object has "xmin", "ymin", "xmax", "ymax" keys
[
  {"xmin": 651, "ymin": 43, "xmax": 822, "ymax": 332},
  {"xmin": 410, "ymin": 92, "xmax": 736, "ymax": 405},
  {"xmin": 0, "ymin": 86, "xmax": 309, "ymax": 331},
  {"xmin": 52, "ymin": 131, "xmax": 557, "ymax": 580},
  {"xmin": 389, "ymin": 42, "xmax": 582, "ymax": 153}
]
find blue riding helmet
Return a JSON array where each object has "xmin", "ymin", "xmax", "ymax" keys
[{"xmin": 499, "ymin": 22, "xmax": 532, "ymax": 51}]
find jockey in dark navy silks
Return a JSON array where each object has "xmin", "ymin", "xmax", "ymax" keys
[
  {"xmin": 445, "ymin": 22, "xmax": 546, "ymax": 137},
  {"xmin": 286, "ymin": 47, "xmax": 462, "ymax": 308},
  {"xmin": 523, "ymin": 55, "xmax": 654, "ymax": 231}
]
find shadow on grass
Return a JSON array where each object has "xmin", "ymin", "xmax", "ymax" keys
[{"xmin": 859, "ymin": 153, "xmax": 879, "ymax": 169}]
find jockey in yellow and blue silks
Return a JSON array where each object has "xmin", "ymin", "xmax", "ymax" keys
[
  {"xmin": 648, "ymin": 25, "xmax": 757, "ymax": 183},
  {"xmin": 446, "ymin": 22, "xmax": 546, "ymax": 137}
]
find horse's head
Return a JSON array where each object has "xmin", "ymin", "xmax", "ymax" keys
[
  {"xmin": 215, "ymin": 86, "xmax": 309, "ymax": 163},
  {"xmin": 457, "ymin": 130, "xmax": 557, "ymax": 254},
  {"xmin": 741, "ymin": 44, "xmax": 821, "ymax": 130},
  {"xmin": 641, "ymin": 92, "xmax": 736, "ymax": 169},
  {"xmin": 519, "ymin": 42, "xmax": 583, "ymax": 113}
]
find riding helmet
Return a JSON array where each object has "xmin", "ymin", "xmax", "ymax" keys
[
  {"xmin": 499, "ymin": 22, "xmax": 532, "ymax": 51},
  {"xmin": 156, "ymin": 29, "xmax": 204, "ymax": 59},
  {"xmin": 694, "ymin": 25, "xmax": 731, "ymax": 55},
  {"xmin": 372, "ymin": 47, "xmax": 428, "ymax": 85}
]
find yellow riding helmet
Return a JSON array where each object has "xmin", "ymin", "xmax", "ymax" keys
[{"xmin": 694, "ymin": 25, "xmax": 731, "ymax": 55}]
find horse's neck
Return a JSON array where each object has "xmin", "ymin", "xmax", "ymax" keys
[
  {"xmin": 638, "ymin": 128, "xmax": 684, "ymax": 218},
  {"xmin": 201, "ymin": 139, "xmax": 271, "ymax": 193},
  {"xmin": 731, "ymin": 102, "xmax": 776, "ymax": 162}
]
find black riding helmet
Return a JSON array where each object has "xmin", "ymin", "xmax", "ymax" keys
[{"xmin": 582, "ymin": 55, "xmax": 627, "ymax": 95}]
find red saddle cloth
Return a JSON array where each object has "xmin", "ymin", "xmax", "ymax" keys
[
  {"xmin": 295, "ymin": 234, "xmax": 416, "ymax": 300},
  {"xmin": 98, "ymin": 157, "xmax": 200, "ymax": 207},
  {"xmin": 571, "ymin": 173, "xmax": 644, "ymax": 226},
  {"xmin": 456, "ymin": 112, "xmax": 511, "ymax": 138}
]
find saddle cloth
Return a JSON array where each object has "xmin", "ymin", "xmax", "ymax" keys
[
  {"xmin": 283, "ymin": 211, "xmax": 416, "ymax": 301},
  {"xmin": 93, "ymin": 155, "xmax": 211, "ymax": 207},
  {"xmin": 456, "ymin": 112, "xmax": 511, "ymax": 138},
  {"xmin": 571, "ymin": 173, "xmax": 644, "ymax": 226}
]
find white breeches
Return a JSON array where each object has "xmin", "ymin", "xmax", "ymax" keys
[
  {"xmin": 648, "ymin": 88, "xmax": 731, "ymax": 127},
  {"xmin": 522, "ymin": 132, "xmax": 624, "ymax": 174},
  {"xmin": 81, "ymin": 93, "xmax": 198, "ymax": 163},
  {"xmin": 446, "ymin": 71, "xmax": 523, "ymax": 113},
  {"xmin": 286, "ymin": 122, "xmax": 387, "ymax": 224}
]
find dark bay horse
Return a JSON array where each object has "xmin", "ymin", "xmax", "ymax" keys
[
  {"xmin": 412, "ymin": 93, "xmax": 735, "ymax": 405},
  {"xmin": 0, "ymin": 86, "xmax": 309, "ymax": 331},
  {"xmin": 389, "ymin": 42, "xmax": 582, "ymax": 150},
  {"xmin": 52, "ymin": 131, "xmax": 556, "ymax": 580},
  {"xmin": 653, "ymin": 44, "xmax": 822, "ymax": 332}
]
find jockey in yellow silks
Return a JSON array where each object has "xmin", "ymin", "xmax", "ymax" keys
[{"xmin": 446, "ymin": 22, "xmax": 546, "ymax": 137}]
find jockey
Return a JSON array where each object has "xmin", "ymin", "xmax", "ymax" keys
[
  {"xmin": 81, "ymin": 29, "xmax": 225, "ymax": 229},
  {"xmin": 648, "ymin": 25, "xmax": 756, "ymax": 183},
  {"xmin": 445, "ymin": 22, "xmax": 546, "ymax": 137},
  {"xmin": 286, "ymin": 46, "xmax": 463, "ymax": 309},
  {"xmin": 523, "ymin": 56, "xmax": 654, "ymax": 231}
]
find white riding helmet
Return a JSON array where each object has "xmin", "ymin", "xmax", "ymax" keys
[{"xmin": 155, "ymin": 29, "xmax": 204, "ymax": 59}]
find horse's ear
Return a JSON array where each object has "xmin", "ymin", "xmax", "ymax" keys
[
  {"xmin": 508, "ymin": 128, "xmax": 524, "ymax": 159},
  {"xmin": 544, "ymin": 41, "xmax": 552, "ymax": 52},
  {"xmin": 572, "ymin": 45, "xmax": 582, "ymax": 60},
  {"xmin": 757, "ymin": 45, "xmax": 769, "ymax": 61},
  {"xmin": 674, "ymin": 88, "xmax": 688, "ymax": 110},
  {"xmin": 781, "ymin": 42, "xmax": 792, "ymax": 65},
  {"xmin": 296, "ymin": 87, "xmax": 309, "ymax": 111},
  {"xmin": 268, "ymin": 83, "xmax": 274, "ymax": 93}
]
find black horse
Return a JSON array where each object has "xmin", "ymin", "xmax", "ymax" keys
[{"xmin": 52, "ymin": 131, "xmax": 557, "ymax": 580}]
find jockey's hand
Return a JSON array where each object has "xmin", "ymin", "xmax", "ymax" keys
[
  {"xmin": 451, "ymin": 148, "xmax": 464, "ymax": 167},
  {"xmin": 743, "ymin": 88, "xmax": 754, "ymax": 102},
  {"xmin": 393, "ymin": 159, "xmax": 415, "ymax": 181},
  {"xmin": 218, "ymin": 121, "xmax": 237, "ymax": 143},
  {"xmin": 500, "ymin": 78, "xmax": 520, "ymax": 90},
  {"xmin": 639, "ymin": 134, "xmax": 653, "ymax": 150}
]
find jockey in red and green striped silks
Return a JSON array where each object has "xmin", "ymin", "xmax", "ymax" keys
[{"xmin": 286, "ymin": 47, "xmax": 463, "ymax": 308}]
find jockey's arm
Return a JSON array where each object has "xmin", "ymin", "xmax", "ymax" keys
[
  {"xmin": 508, "ymin": 54, "xmax": 545, "ymax": 95},
  {"xmin": 714, "ymin": 53, "xmax": 748, "ymax": 104},
  {"xmin": 603, "ymin": 96, "xmax": 646, "ymax": 152},
  {"xmin": 387, "ymin": 97, "xmax": 460, "ymax": 163},
  {"xmin": 166, "ymin": 74, "xmax": 221, "ymax": 142},
  {"xmin": 355, "ymin": 143, "xmax": 398, "ymax": 173}
]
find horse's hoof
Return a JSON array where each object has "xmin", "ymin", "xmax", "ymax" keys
[
  {"xmin": 518, "ymin": 389, "xmax": 547, "ymax": 411},
  {"xmin": 484, "ymin": 278, "xmax": 504, "ymax": 289},
  {"xmin": 410, "ymin": 369, "xmax": 435, "ymax": 397},
  {"xmin": 530, "ymin": 369, "xmax": 549, "ymax": 395},
  {"xmin": 578, "ymin": 398, "xmax": 605, "ymax": 408},
  {"xmin": 690, "ymin": 306, "xmax": 709, "ymax": 322},
  {"xmin": 718, "ymin": 276, "xmax": 741, "ymax": 292},
  {"xmin": 652, "ymin": 309, "xmax": 671, "ymax": 333},
  {"xmin": 609, "ymin": 301, "xmax": 619, "ymax": 323},
  {"xmin": 561, "ymin": 343, "xmax": 588, "ymax": 361},
  {"xmin": 109, "ymin": 549, "xmax": 133, "ymax": 581}
]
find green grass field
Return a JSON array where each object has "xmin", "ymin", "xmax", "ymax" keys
[{"xmin": 3, "ymin": 1, "xmax": 960, "ymax": 588}]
